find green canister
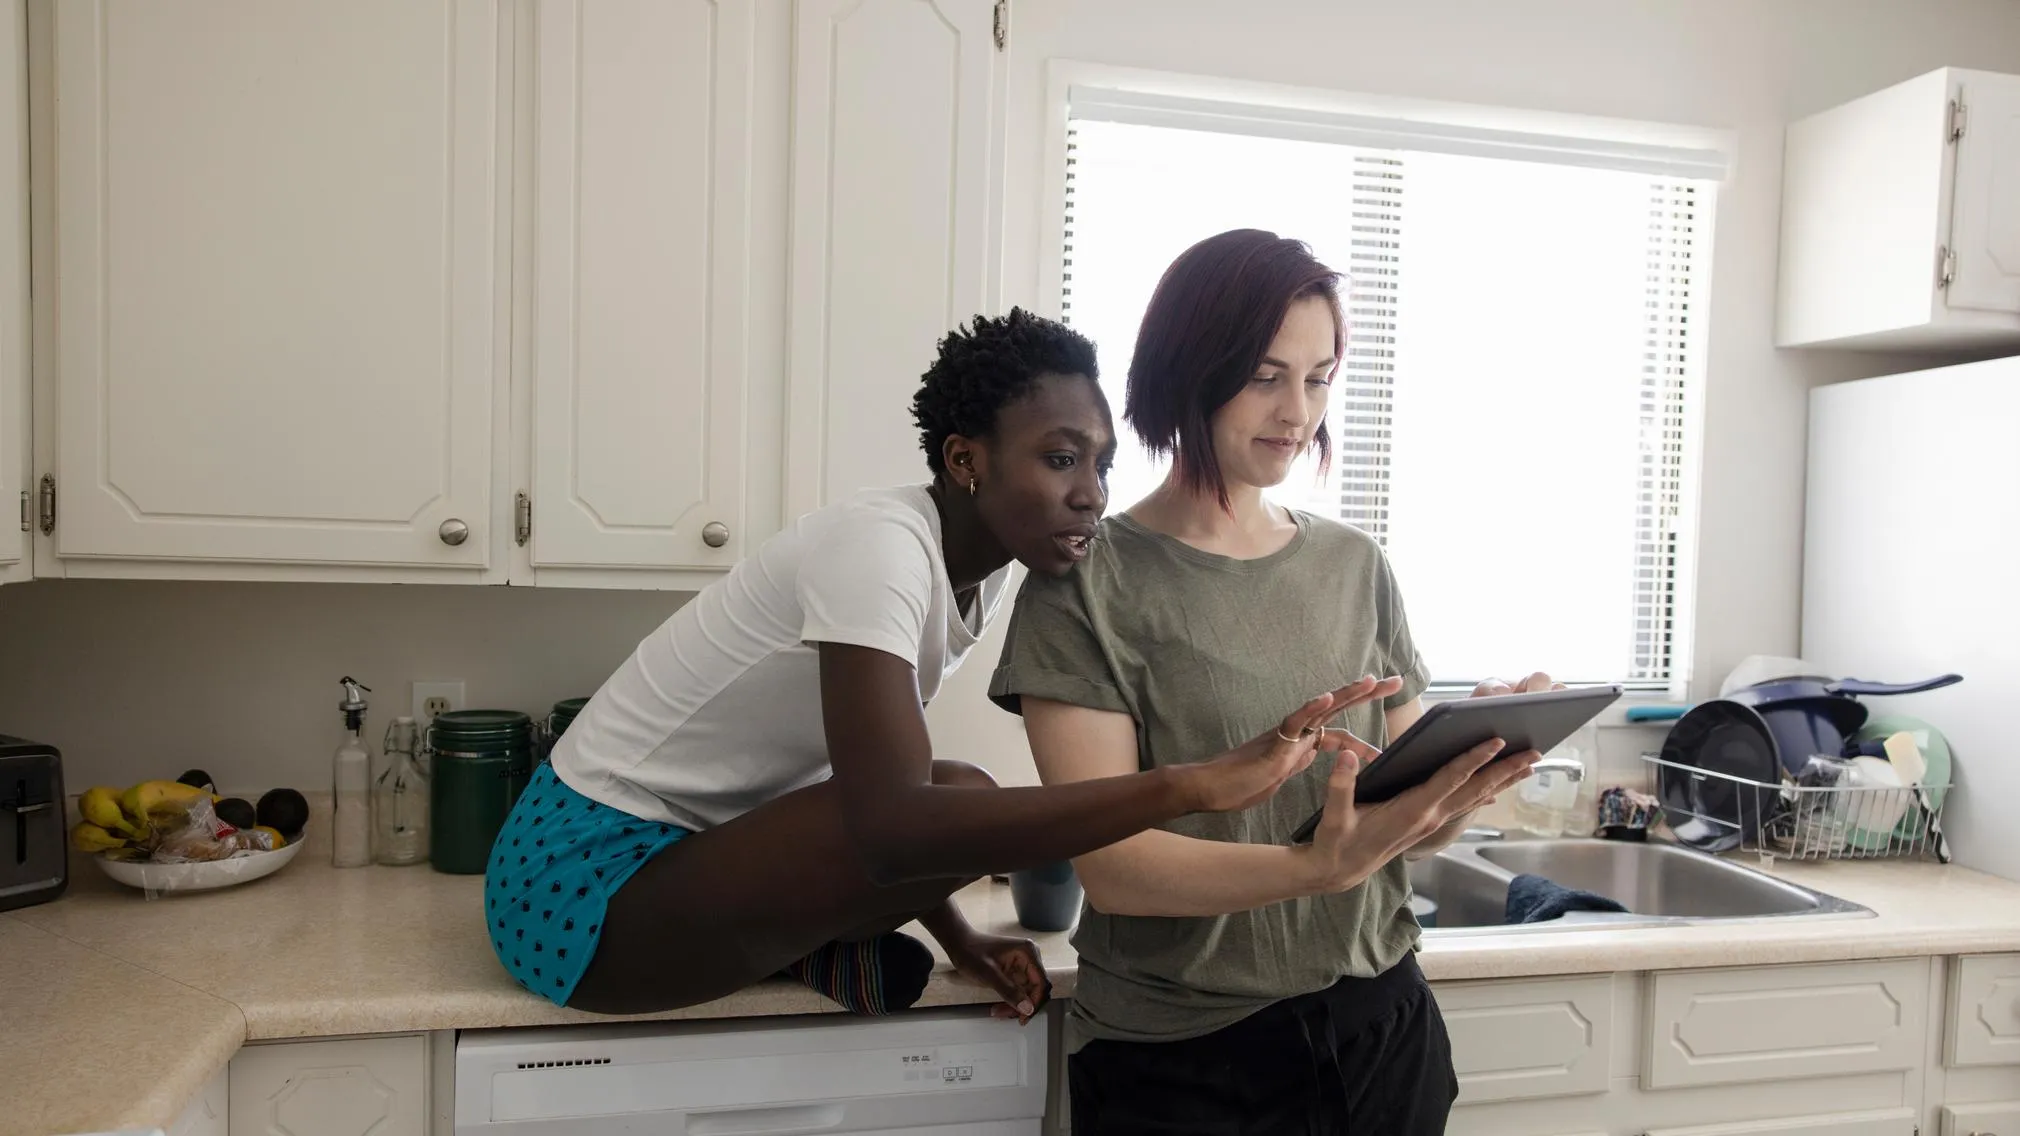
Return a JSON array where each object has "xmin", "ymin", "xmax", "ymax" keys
[
  {"xmin": 545, "ymin": 697, "xmax": 590, "ymax": 758},
  {"xmin": 427, "ymin": 709, "xmax": 534, "ymax": 874}
]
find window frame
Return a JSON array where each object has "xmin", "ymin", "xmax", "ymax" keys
[{"xmin": 1038, "ymin": 61, "xmax": 1732, "ymax": 702}]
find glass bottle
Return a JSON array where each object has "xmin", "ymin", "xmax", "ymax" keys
[
  {"xmin": 374, "ymin": 715, "xmax": 430, "ymax": 866},
  {"xmin": 332, "ymin": 677, "xmax": 374, "ymax": 868}
]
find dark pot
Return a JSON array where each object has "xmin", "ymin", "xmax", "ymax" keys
[
  {"xmin": 1010, "ymin": 861, "xmax": 1083, "ymax": 932},
  {"xmin": 1726, "ymin": 673, "xmax": 1960, "ymax": 774},
  {"xmin": 1750, "ymin": 697, "xmax": 1869, "ymax": 777}
]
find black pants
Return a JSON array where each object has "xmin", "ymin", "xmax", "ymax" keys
[{"xmin": 1068, "ymin": 955, "xmax": 1457, "ymax": 1135}]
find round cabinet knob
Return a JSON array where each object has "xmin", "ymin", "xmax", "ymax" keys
[
  {"xmin": 438, "ymin": 518, "xmax": 471, "ymax": 546},
  {"xmin": 701, "ymin": 521, "xmax": 730, "ymax": 549}
]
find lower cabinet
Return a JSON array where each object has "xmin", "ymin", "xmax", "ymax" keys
[
  {"xmin": 168, "ymin": 956, "xmax": 2020, "ymax": 1136},
  {"xmin": 228, "ymin": 1034, "xmax": 428, "ymax": 1136},
  {"xmin": 1644, "ymin": 1111, "xmax": 1918, "ymax": 1135},
  {"xmin": 167, "ymin": 1063, "xmax": 229, "ymax": 1136},
  {"xmin": 1439, "ymin": 960, "xmax": 1941, "ymax": 1136},
  {"xmin": 1641, "ymin": 958, "xmax": 1928, "ymax": 1090},
  {"xmin": 1941, "ymin": 1101, "xmax": 2020, "ymax": 1135},
  {"xmin": 1440, "ymin": 974, "xmax": 1615, "ymax": 1104},
  {"xmin": 1946, "ymin": 953, "xmax": 2020, "ymax": 1068}
]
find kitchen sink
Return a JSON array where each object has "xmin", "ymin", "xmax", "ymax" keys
[{"xmin": 1408, "ymin": 836, "xmax": 1872, "ymax": 936}]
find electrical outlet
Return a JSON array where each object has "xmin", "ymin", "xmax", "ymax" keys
[{"xmin": 413, "ymin": 681, "xmax": 463, "ymax": 725}]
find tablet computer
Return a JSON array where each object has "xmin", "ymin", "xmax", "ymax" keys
[{"xmin": 1288, "ymin": 684, "xmax": 1622, "ymax": 845}]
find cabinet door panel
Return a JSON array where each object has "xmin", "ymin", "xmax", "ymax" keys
[
  {"xmin": 1435, "ymin": 975, "xmax": 1613, "ymax": 1104},
  {"xmin": 1948, "ymin": 953, "xmax": 2020, "ymax": 1067},
  {"xmin": 531, "ymin": 0, "xmax": 751, "ymax": 570},
  {"xmin": 1948, "ymin": 72, "xmax": 2020, "ymax": 315},
  {"xmin": 54, "ymin": 0, "xmax": 499, "ymax": 568},
  {"xmin": 229, "ymin": 1035, "xmax": 425, "ymax": 1136},
  {"xmin": 786, "ymin": 0, "xmax": 1003, "ymax": 515},
  {"xmin": 1942, "ymin": 1101, "xmax": 2020, "ymax": 1136},
  {"xmin": 1644, "ymin": 959, "xmax": 1928, "ymax": 1089},
  {"xmin": 0, "ymin": 0, "xmax": 22, "ymax": 582},
  {"xmin": 1647, "ymin": 1110, "xmax": 1917, "ymax": 1136}
]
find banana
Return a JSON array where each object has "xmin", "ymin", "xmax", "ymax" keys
[
  {"xmin": 119, "ymin": 779, "xmax": 211, "ymax": 824},
  {"xmin": 70, "ymin": 820, "xmax": 128, "ymax": 853},
  {"xmin": 80, "ymin": 785, "xmax": 145, "ymax": 840}
]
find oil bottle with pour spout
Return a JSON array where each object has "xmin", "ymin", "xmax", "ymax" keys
[{"xmin": 332, "ymin": 677, "xmax": 374, "ymax": 868}]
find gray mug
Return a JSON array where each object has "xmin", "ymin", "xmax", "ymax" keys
[{"xmin": 1010, "ymin": 860, "xmax": 1083, "ymax": 932}]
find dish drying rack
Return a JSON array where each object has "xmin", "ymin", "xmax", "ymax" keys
[{"xmin": 1639, "ymin": 753, "xmax": 1952, "ymax": 863}]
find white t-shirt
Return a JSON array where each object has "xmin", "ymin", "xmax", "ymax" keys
[{"xmin": 552, "ymin": 484, "xmax": 1011, "ymax": 831}]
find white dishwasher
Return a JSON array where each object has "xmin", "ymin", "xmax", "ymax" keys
[{"xmin": 454, "ymin": 1007, "xmax": 1048, "ymax": 1136}]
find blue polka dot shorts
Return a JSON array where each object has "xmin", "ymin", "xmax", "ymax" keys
[{"xmin": 483, "ymin": 762, "xmax": 689, "ymax": 1005}]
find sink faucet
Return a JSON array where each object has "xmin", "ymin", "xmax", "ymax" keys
[
  {"xmin": 1460, "ymin": 826, "xmax": 1504, "ymax": 842},
  {"xmin": 1532, "ymin": 754, "xmax": 1586, "ymax": 781}
]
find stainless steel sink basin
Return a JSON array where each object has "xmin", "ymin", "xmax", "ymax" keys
[{"xmin": 1408, "ymin": 837, "xmax": 1871, "ymax": 936}]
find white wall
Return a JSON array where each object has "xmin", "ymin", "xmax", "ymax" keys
[{"xmin": 7, "ymin": 0, "xmax": 2020, "ymax": 796}]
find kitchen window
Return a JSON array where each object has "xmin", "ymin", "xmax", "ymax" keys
[{"xmin": 1054, "ymin": 82, "xmax": 1727, "ymax": 692}]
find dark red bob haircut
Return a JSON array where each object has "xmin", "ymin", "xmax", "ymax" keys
[{"xmin": 1124, "ymin": 228, "xmax": 1345, "ymax": 510}]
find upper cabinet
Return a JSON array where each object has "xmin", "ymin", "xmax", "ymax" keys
[
  {"xmin": 784, "ymin": 0, "xmax": 1007, "ymax": 515},
  {"xmin": 1778, "ymin": 67, "xmax": 2020, "ymax": 350},
  {"xmin": 46, "ymin": 0, "xmax": 504, "ymax": 575},
  {"xmin": 0, "ymin": 0, "xmax": 25, "ymax": 586},
  {"xmin": 527, "ymin": 0, "xmax": 755, "ymax": 576},
  {"xmin": 19, "ymin": 0, "xmax": 1006, "ymax": 585}
]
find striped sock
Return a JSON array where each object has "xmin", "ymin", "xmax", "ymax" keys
[{"xmin": 784, "ymin": 932, "xmax": 934, "ymax": 1015}]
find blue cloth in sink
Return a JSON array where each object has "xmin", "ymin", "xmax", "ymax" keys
[{"xmin": 1505, "ymin": 873, "xmax": 1630, "ymax": 924}]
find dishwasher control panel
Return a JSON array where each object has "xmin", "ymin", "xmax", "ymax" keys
[
  {"xmin": 895, "ymin": 1043, "xmax": 1006, "ymax": 1088},
  {"xmin": 455, "ymin": 1006, "xmax": 1048, "ymax": 1136}
]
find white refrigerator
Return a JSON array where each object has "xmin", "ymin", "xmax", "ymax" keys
[{"xmin": 1804, "ymin": 355, "xmax": 2020, "ymax": 883}]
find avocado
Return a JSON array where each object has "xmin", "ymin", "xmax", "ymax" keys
[
  {"xmin": 213, "ymin": 797, "xmax": 257, "ymax": 830},
  {"xmin": 177, "ymin": 769, "xmax": 216, "ymax": 793},
  {"xmin": 255, "ymin": 787, "xmax": 310, "ymax": 840}
]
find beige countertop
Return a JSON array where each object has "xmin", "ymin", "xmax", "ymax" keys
[
  {"xmin": 2, "ymin": 834, "xmax": 1075, "ymax": 1136},
  {"xmin": 10, "ymin": 832, "xmax": 2020, "ymax": 1136}
]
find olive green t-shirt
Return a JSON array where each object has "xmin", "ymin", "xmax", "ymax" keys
[{"xmin": 989, "ymin": 509, "xmax": 1433, "ymax": 1047}]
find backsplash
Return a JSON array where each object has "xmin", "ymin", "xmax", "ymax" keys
[
  {"xmin": 0, "ymin": 577, "xmax": 1673, "ymax": 801},
  {"xmin": 0, "ymin": 579, "xmax": 687, "ymax": 794}
]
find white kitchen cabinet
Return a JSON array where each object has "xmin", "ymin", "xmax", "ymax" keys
[
  {"xmin": 1644, "ymin": 958, "xmax": 1930, "ymax": 1090},
  {"xmin": 229, "ymin": 1034, "xmax": 426, "ymax": 1136},
  {"xmin": 1947, "ymin": 954, "xmax": 2020, "ymax": 1068},
  {"xmin": 1777, "ymin": 66, "xmax": 2020, "ymax": 349},
  {"xmin": 784, "ymin": 0, "xmax": 1008, "ymax": 516},
  {"xmin": 527, "ymin": 0, "xmax": 754, "ymax": 576},
  {"xmin": 0, "ymin": 0, "xmax": 25, "ymax": 587},
  {"xmin": 1646, "ymin": 1110, "xmax": 1919, "ymax": 1135},
  {"xmin": 1942, "ymin": 1101, "xmax": 2020, "ymax": 1135},
  {"xmin": 22, "ymin": 0, "xmax": 1005, "ymax": 585},
  {"xmin": 1437, "ymin": 974, "xmax": 1614, "ymax": 1104},
  {"xmin": 168, "ymin": 1063, "xmax": 229, "ymax": 1136},
  {"xmin": 46, "ymin": 0, "xmax": 505, "ymax": 577}
]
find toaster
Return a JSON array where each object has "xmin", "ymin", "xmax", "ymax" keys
[{"xmin": 0, "ymin": 735, "xmax": 67, "ymax": 911}]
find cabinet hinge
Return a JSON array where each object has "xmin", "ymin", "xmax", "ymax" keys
[
  {"xmin": 36, "ymin": 474, "xmax": 53, "ymax": 534},
  {"xmin": 1949, "ymin": 97, "xmax": 1967, "ymax": 143},
  {"xmin": 514, "ymin": 490, "xmax": 532, "ymax": 546},
  {"xmin": 17, "ymin": 489, "xmax": 25, "ymax": 532},
  {"xmin": 992, "ymin": 0, "xmax": 1006, "ymax": 50},
  {"xmin": 1939, "ymin": 244, "xmax": 1957, "ymax": 290}
]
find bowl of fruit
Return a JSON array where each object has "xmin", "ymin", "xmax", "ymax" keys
[{"xmin": 73, "ymin": 770, "xmax": 311, "ymax": 894}]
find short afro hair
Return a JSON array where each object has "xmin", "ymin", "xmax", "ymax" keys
[{"xmin": 910, "ymin": 307, "xmax": 1099, "ymax": 476}]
